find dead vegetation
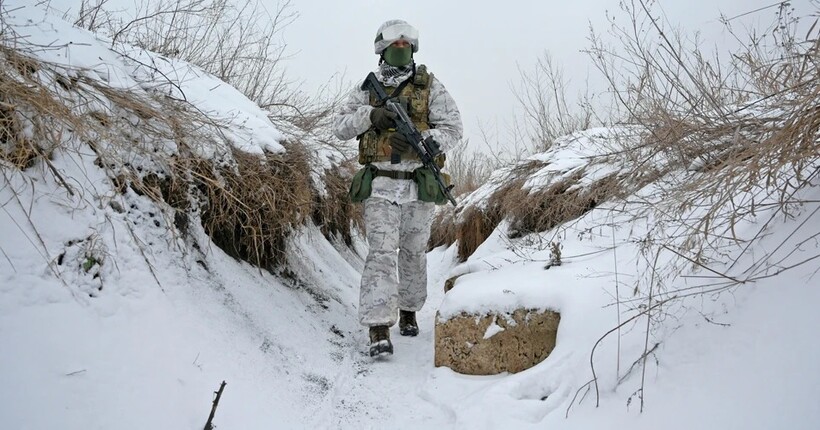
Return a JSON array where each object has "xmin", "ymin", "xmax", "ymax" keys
[
  {"xmin": 0, "ymin": 46, "xmax": 88, "ymax": 185},
  {"xmin": 195, "ymin": 145, "xmax": 313, "ymax": 270},
  {"xmin": 427, "ymin": 206, "xmax": 457, "ymax": 250},
  {"xmin": 64, "ymin": 0, "xmax": 348, "ymax": 144},
  {"xmin": 453, "ymin": 205, "xmax": 500, "ymax": 261},
  {"xmin": 428, "ymin": 1, "xmax": 820, "ymax": 414},
  {"xmin": 69, "ymin": 0, "xmax": 298, "ymax": 110},
  {"xmin": 500, "ymin": 170, "xmax": 583, "ymax": 239},
  {"xmin": 583, "ymin": 0, "xmax": 820, "ymax": 283},
  {"xmin": 0, "ymin": 11, "xmax": 352, "ymax": 274},
  {"xmin": 427, "ymin": 140, "xmax": 497, "ymax": 254},
  {"xmin": 432, "ymin": 146, "xmax": 641, "ymax": 261},
  {"xmin": 311, "ymin": 160, "xmax": 363, "ymax": 247},
  {"xmin": 433, "ymin": 2, "xmax": 819, "ymax": 273},
  {"xmin": 569, "ymin": 1, "xmax": 820, "ymax": 413},
  {"xmin": 443, "ymin": 140, "xmax": 495, "ymax": 197}
]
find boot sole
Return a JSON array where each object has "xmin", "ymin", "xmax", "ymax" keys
[
  {"xmin": 399, "ymin": 327, "xmax": 419, "ymax": 336},
  {"xmin": 369, "ymin": 340, "xmax": 394, "ymax": 357}
]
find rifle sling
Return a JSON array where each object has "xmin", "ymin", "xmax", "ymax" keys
[{"xmin": 371, "ymin": 69, "xmax": 415, "ymax": 106}]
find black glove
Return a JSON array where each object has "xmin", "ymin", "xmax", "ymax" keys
[
  {"xmin": 426, "ymin": 138, "xmax": 442, "ymax": 157},
  {"xmin": 369, "ymin": 107, "xmax": 397, "ymax": 131},
  {"xmin": 389, "ymin": 132, "xmax": 412, "ymax": 156}
]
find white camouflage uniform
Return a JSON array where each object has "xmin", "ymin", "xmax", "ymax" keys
[{"xmin": 333, "ymin": 63, "xmax": 463, "ymax": 327}]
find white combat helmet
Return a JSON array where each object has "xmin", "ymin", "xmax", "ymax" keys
[{"xmin": 374, "ymin": 19, "xmax": 419, "ymax": 54}]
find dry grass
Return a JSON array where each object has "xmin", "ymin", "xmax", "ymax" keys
[
  {"xmin": 572, "ymin": 2, "xmax": 820, "ymax": 410},
  {"xmin": 444, "ymin": 141, "xmax": 496, "ymax": 197},
  {"xmin": 310, "ymin": 160, "xmax": 363, "ymax": 247},
  {"xmin": 195, "ymin": 144, "xmax": 312, "ymax": 270},
  {"xmin": 439, "ymin": 154, "xmax": 628, "ymax": 262},
  {"xmin": 0, "ymin": 46, "xmax": 90, "ymax": 189},
  {"xmin": 427, "ymin": 140, "xmax": 498, "ymax": 254},
  {"xmin": 583, "ymin": 1, "xmax": 820, "ymax": 272},
  {"xmin": 454, "ymin": 205, "xmax": 500, "ymax": 262},
  {"xmin": 0, "ymin": 98, "xmax": 36, "ymax": 168},
  {"xmin": 0, "ymin": 37, "xmax": 348, "ymax": 272},
  {"xmin": 69, "ymin": 0, "xmax": 303, "ymax": 121},
  {"xmin": 428, "ymin": 205, "xmax": 457, "ymax": 251},
  {"xmin": 506, "ymin": 172, "xmax": 621, "ymax": 239}
]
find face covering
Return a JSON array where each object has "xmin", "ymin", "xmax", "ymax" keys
[{"xmin": 383, "ymin": 45, "xmax": 413, "ymax": 67}]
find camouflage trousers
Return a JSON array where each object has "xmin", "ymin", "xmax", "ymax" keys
[{"xmin": 359, "ymin": 197, "xmax": 434, "ymax": 327}]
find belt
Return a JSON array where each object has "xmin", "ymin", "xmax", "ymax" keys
[{"xmin": 374, "ymin": 169, "xmax": 416, "ymax": 180}]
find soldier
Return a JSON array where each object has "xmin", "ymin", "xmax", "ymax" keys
[{"xmin": 333, "ymin": 19, "xmax": 463, "ymax": 357}]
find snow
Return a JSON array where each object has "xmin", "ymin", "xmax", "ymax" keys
[
  {"xmin": 2, "ymin": 2, "xmax": 819, "ymax": 430},
  {"xmin": 4, "ymin": 2, "xmax": 284, "ymax": 157},
  {"xmin": 120, "ymin": 45, "xmax": 285, "ymax": 155},
  {"xmin": 439, "ymin": 261, "xmax": 568, "ymax": 320},
  {"xmin": 482, "ymin": 317, "xmax": 505, "ymax": 339}
]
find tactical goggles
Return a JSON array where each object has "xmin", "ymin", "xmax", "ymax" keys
[{"xmin": 378, "ymin": 23, "xmax": 418, "ymax": 44}]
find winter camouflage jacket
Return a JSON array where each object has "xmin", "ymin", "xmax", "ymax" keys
[{"xmin": 333, "ymin": 64, "xmax": 463, "ymax": 204}]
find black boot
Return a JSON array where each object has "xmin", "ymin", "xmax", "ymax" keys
[
  {"xmin": 399, "ymin": 310, "xmax": 418, "ymax": 337},
  {"xmin": 369, "ymin": 325, "xmax": 393, "ymax": 357}
]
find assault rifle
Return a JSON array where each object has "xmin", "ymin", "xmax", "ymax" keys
[{"xmin": 361, "ymin": 72, "xmax": 457, "ymax": 206}]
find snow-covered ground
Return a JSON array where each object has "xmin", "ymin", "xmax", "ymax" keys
[{"xmin": 1, "ymin": 2, "xmax": 818, "ymax": 429}]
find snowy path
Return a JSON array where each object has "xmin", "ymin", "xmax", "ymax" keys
[{"xmin": 306, "ymin": 247, "xmax": 460, "ymax": 429}]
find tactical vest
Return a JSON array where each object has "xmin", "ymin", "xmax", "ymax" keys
[{"xmin": 357, "ymin": 64, "xmax": 432, "ymax": 165}]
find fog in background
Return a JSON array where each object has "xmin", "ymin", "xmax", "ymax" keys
[
  {"xmin": 41, "ymin": 0, "xmax": 816, "ymax": 154},
  {"xmin": 280, "ymin": 0, "xmax": 813, "ymax": 153}
]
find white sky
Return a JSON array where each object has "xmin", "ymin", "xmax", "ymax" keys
[{"xmin": 275, "ymin": 0, "xmax": 814, "ymax": 151}]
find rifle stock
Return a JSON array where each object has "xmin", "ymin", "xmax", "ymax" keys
[{"xmin": 361, "ymin": 72, "xmax": 457, "ymax": 206}]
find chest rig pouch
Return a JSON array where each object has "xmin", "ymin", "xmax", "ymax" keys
[{"xmin": 357, "ymin": 64, "xmax": 432, "ymax": 165}]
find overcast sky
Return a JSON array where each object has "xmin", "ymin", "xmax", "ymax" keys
[
  {"xmin": 273, "ymin": 0, "xmax": 814, "ymax": 152},
  {"xmin": 41, "ymin": 0, "xmax": 815, "ymax": 152}
]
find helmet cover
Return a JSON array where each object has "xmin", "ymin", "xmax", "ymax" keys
[{"xmin": 374, "ymin": 19, "xmax": 419, "ymax": 54}]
